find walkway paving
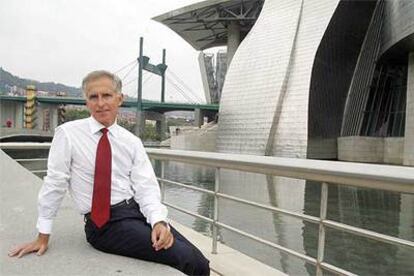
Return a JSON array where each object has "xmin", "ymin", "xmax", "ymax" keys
[{"xmin": 0, "ymin": 150, "xmax": 182, "ymax": 276}]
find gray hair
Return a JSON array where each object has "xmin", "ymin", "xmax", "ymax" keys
[{"xmin": 81, "ymin": 70, "xmax": 122, "ymax": 96}]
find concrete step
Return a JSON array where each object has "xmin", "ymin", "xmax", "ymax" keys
[{"xmin": 172, "ymin": 222, "xmax": 287, "ymax": 276}]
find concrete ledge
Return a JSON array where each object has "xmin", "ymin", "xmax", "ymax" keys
[
  {"xmin": 172, "ymin": 222, "xmax": 286, "ymax": 276},
  {"xmin": 0, "ymin": 127, "xmax": 54, "ymax": 139},
  {"xmin": 338, "ymin": 136, "xmax": 405, "ymax": 165},
  {"xmin": 307, "ymin": 138, "xmax": 337, "ymax": 159},
  {"xmin": 338, "ymin": 136, "xmax": 384, "ymax": 163},
  {"xmin": 170, "ymin": 124, "xmax": 217, "ymax": 152},
  {"xmin": 0, "ymin": 149, "xmax": 182, "ymax": 276},
  {"xmin": 384, "ymin": 137, "xmax": 404, "ymax": 165}
]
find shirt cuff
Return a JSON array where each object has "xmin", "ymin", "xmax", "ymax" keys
[
  {"xmin": 36, "ymin": 217, "xmax": 53, "ymax": 234},
  {"xmin": 150, "ymin": 214, "xmax": 169, "ymax": 228}
]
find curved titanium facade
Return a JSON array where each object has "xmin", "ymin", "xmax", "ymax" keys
[
  {"xmin": 307, "ymin": 0, "xmax": 377, "ymax": 158},
  {"xmin": 342, "ymin": 0, "xmax": 414, "ymax": 137},
  {"xmin": 217, "ymin": 0, "xmax": 413, "ymax": 164},
  {"xmin": 156, "ymin": 0, "xmax": 414, "ymax": 165},
  {"xmin": 217, "ymin": 0, "xmax": 340, "ymax": 157},
  {"xmin": 381, "ymin": 0, "xmax": 414, "ymax": 56}
]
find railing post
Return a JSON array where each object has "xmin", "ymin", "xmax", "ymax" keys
[
  {"xmin": 212, "ymin": 167, "xmax": 220, "ymax": 254},
  {"xmin": 160, "ymin": 161, "xmax": 165, "ymax": 202},
  {"xmin": 316, "ymin": 182, "xmax": 328, "ymax": 276}
]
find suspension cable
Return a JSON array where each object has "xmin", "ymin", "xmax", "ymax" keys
[
  {"xmin": 168, "ymin": 70, "xmax": 204, "ymax": 103},
  {"xmin": 113, "ymin": 59, "xmax": 137, "ymax": 74},
  {"xmin": 166, "ymin": 76, "xmax": 197, "ymax": 103},
  {"xmin": 122, "ymin": 62, "xmax": 138, "ymax": 80}
]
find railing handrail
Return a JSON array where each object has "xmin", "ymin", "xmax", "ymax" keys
[
  {"xmin": 0, "ymin": 142, "xmax": 52, "ymax": 149},
  {"xmin": 147, "ymin": 148, "xmax": 414, "ymax": 194},
  {"xmin": 1, "ymin": 143, "xmax": 413, "ymax": 194}
]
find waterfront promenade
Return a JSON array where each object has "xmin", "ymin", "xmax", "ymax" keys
[{"xmin": 0, "ymin": 149, "xmax": 285, "ymax": 276}]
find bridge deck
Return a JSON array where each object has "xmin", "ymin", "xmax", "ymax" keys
[{"xmin": 0, "ymin": 95, "xmax": 219, "ymax": 112}]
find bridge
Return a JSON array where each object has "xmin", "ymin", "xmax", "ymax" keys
[
  {"xmin": 0, "ymin": 94, "xmax": 219, "ymax": 141},
  {"xmin": 0, "ymin": 95, "xmax": 219, "ymax": 112}
]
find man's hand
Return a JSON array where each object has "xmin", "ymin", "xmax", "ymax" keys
[
  {"xmin": 8, "ymin": 233, "xmax": 50, "ymax": 258},
  {"xmin": 151, "ymin": 222, "xmax": 174, "ymax": 251}
]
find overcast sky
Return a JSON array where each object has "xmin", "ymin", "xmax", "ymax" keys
[{"xmin": 0, "ymin": 0, "xmax": 213, "ymax": 103}]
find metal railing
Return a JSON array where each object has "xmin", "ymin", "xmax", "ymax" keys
[
  {"xmin": 1, "ymin": 143, "xmax": 50, "ymax": 176},
  {"xmin": 146, "ymin": 148, "xmax": 414, "ymax": 276},
  {"xmin": 1, "ymin": 143, "xmax": 414, "ymax": 275}
]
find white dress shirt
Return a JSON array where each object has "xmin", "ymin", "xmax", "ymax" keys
[{"xmin": 37, "ymin": 116, "xmax": 168, "ymax": 234}]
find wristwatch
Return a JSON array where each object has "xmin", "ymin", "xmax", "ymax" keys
[{"xmin": 155, "ymin": 221, "xmax": 170, "ymax": 230}]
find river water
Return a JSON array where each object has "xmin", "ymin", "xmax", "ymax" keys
[
  {"xmin": 5, "ymin": 149, "xmax": 414, "ymax": 275},
  {"xmin": 155, "ymin": 160, "xmax": 414, "ymax": 276}
]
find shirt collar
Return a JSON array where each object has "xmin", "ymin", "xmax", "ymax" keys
[{"xmin": 88, "ymin": 116, "xmax": 120, "ymax": 138}]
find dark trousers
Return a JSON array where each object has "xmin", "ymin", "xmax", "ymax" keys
[{"xmin": 84, "ymin": 200, "xmax": 210, "ymax": 276}]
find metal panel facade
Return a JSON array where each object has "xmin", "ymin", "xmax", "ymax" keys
[{"xmin": 217, "ymin": 0, "xmax": 340, "ymax": 157}]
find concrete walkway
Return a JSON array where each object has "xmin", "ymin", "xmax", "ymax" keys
[
  {"xmin": 0, "ymin": 150, "xmax": 182, "ymax": 276},
  {"xmin": 0, "ymin": 149, "xmax": 286, "ymax": 276}
]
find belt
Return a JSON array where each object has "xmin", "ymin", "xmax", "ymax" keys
[
  {"xmin": 111, "ymin": 197, "xmax": 135, "ymax": 208},
  {"xmin": 84, "ymin": 197, "xmax": 135, "ymax": 222}
]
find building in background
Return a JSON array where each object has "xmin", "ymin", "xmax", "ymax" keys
[
  {"xmin": 198, "ymin": 50, "xmax": 227, "ymax": 104},
  {"xmin": 153, "ymin": 0, "xmax": 264, "ymax": 105},
  {"xmin": 155, "ymin": 0, "xmax": 414, "ymax": 167}
]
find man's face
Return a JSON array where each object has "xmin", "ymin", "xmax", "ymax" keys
[{"xmin": 85, "ymin": 76, "xmax": 123, "ymax": 127}]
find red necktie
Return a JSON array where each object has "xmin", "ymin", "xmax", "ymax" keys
[{"xmin": 91, "ymin": 128, "xmax": 112, "ymax": 228}]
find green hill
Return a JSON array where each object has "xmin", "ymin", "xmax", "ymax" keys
[{"xmin": 0, "ymin": 67, "xmax": 82, "ymax": 97}]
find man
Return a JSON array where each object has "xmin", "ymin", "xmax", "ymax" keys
[{"xmin": 8, "ymin": 70, "xmax": 210, "ymax": 275}]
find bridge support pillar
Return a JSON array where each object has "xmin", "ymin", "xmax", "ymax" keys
[
  {"xmin": 155, "ymin": 118, "xmax": 167, "ymax": 141},
  {"xmin": 37, "ymin": 103, "xmax": 59, "ymax": 131},
  {"xmin": 404, "ymin": 52, "xmax": 414, "ymax": 166},
  {"xmin": 227, "ymin": 21, "xmax": 241, "ymax": 67},
  {"xmin": 194, "ymin": 108, "xmax": 204, "ymax": 128},
  {"xmin": 51, "ymin": 105, "xmax": 59, "ymax": 130},
  {"xmin": 139, "ymin": 111, "xmax": 167, "ymax": 141},
  {"xmin": 16, "ymin": 104, "xmax": 24, "ymax": 128},
  {"xmin": 135, "ymin": 111, "xmax": 146, "ymax": 138}
]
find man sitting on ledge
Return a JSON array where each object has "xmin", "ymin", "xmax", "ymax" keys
[{"xmin": 8, "ymin": 70, "xmax": 210, "ymax": 276}]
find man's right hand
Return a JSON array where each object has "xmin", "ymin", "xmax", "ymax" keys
[{"xmin": 8, "ymin": 233, "xmax": 50, "ymax": 258}]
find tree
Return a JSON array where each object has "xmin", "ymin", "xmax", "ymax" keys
[{"xmin": 65, "ymin": 108, "xmax": 90, "ymax": 122}]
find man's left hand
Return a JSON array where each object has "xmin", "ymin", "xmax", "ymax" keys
[{"xmin": 151, "ymin": 222, "xmax": 174, "ymax": 251}]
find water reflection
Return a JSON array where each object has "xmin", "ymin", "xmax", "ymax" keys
[
  {"xmin": 155, "ymin": 160, "xmax": 214, "ymax": 236},
  {"xmin": 303, "ymin": 184, "xmax": 413, "ymax": 275},
  {"xmin": 155, "ymin": 161, "xmax": 414, "ymax": 275}
]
